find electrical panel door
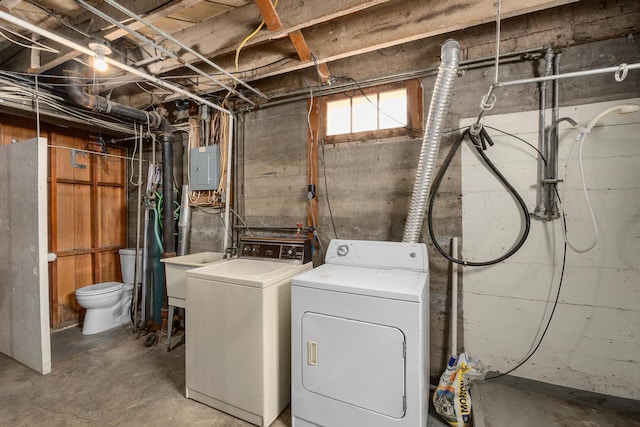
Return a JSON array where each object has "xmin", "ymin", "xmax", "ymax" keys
[
  {"xmin": 301, "ymin": 312, "xmax": 406, "ymax": 418},
  {"xmin": 190, "ymin": 145, "xmax": 220, "ymax": 190}
]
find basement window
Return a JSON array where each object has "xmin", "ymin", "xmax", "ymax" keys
[{"xmin": 322, "ymin": 80, "xmax": 422, "ymax": 143}]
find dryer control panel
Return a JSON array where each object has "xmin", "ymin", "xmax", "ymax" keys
[{"xmin": 240, "ymin": 237, "xmax": 312, "ymax": 264}]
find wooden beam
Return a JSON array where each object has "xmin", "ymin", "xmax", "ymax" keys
[
  {"xmin": 119, "ymin": 0, "xmax": 636, "ymax": 108},
  {"xmin": 253, "ymin": 0, "xmax": 283, "ymax": 31},
  {"xmin": 148, "ymin": 0, "xmax": 579, "ymax": 79},
  {"xmin": 104, "ymin": 0, "xmax": 205, "ymax": 41},
  {"xmin": 149, "ymin": 0, "xmax": 390, "ymax": 74},
  {"xmin": 0, "ymin": 0, "xmax": 21, "ymax": 12},
  {"xmin": 289, "ymin": 30, "xmax": 331, "ymax": 81},
  {"xmin": 288, "ymin": 30, "xmax": 311, "ymax": 62},
  {"xmin": 253, "ymin": 1, "xmax": 331, "ymax": 82},
  {"xmin": 28, "ymin": 0, "xmax": 203, "ymax": 74},
  {"xmin": 148, "ymin": 0, "xmax": 578, "ymax": 76}
]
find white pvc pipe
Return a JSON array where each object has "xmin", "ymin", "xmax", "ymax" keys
[
  {"xmin": 451, "ymin": 236, "xmax": 458, "ymax": 357},
  {"xmin": 223, "ymin": 115, "xmax": 234, "ymax": 254}
]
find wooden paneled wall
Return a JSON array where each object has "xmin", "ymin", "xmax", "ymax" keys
[{"xmin": 0, "ymin": 114, "xmax": 127, "ymax": 328}]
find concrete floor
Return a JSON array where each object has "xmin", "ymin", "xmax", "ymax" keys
[
  {"xmin": 473, "ymin": 380, "xmax": 640, "ymax": 427},
  {"xmin": 1, "ymin": 325, "xmax": 287, "ymax": 427},
  {"xmin": 0, "ymin": 325, "xmax": 637, "ymax": 426}
]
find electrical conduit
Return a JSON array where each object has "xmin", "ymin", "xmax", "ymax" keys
[{"xmin": 403, "ymin": 39, "xmax": 461, "ymax": 243}]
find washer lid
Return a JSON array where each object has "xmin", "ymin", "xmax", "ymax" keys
[
  {"xmin": 292, "ymin": 264, "xmax": 427, "ymax": 302},
  {"xmin": 186, "ymin": 258, "xmax": 312, "ymax": 288},
  {"xmin": 75, "ymin": 281, "xmax": 123, "ymax": 296}
]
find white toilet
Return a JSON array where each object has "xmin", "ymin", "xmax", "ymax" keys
[{"xmin": 75, "ymin": 249, "xmax": 141, "ymax": 335}]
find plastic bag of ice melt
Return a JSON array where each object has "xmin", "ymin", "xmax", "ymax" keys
[{"xmin": 433, "ymin": 353, "xmax": 489, "ymax": 427}]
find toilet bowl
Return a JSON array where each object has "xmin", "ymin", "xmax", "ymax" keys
[{"xmin": 75, "ymin": 248, "xmax": 140, "ymax": 335}]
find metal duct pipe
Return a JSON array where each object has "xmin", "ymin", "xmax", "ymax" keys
[
  {"xmin": 160, "ymin": 118, "xmax": 176, "ymax": 254},
  {"xmin": 547, "ymin": 52, "xmax": 562, "ymax": 218},
  {"xmin": 533, "ymin": 48, "xmax": 554, "ymax": 219},
  {"xmin": 402, "ymin": 39, "xmax": 460, "ymax": 243},
  {"xmin": 64, "ymin": 63, "xmax": 175, "ymax": 253},
  {"xmin": 64, "ymin": 65, "xmax": 162, "ymax": 127}
]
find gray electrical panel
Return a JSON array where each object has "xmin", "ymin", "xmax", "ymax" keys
[{"xmin": 190, "ymin": 145, "xmax": 220, "ymax": 191}]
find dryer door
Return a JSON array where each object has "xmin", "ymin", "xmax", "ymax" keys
[{"xmin": 301, "ymin": 312, "xmax": 406, "ymax": 418}]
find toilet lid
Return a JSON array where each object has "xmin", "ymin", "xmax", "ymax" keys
[{"xmin": 75, "ymin": 282, "xmax": 124, "ymax": 296}]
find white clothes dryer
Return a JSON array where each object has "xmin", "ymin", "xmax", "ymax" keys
[{"xmin": 291, "ymin": 239, "xmax": 429, "ymax": 427}]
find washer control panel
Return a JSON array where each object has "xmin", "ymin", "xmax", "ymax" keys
[{"xmin": 240, "ymin": 237, "xmax": 312, "ymax": 264}]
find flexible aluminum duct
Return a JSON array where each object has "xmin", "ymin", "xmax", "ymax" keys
[{"xmin": 402, "ymin": 39, "xmax": 460, "ymax": 243}]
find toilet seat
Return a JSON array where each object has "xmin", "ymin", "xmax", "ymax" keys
[{"xmin": 76, "ymin": 282, "xmax": 123, "ymax": 296}]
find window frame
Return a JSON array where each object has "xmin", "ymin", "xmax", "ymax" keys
[{"xmin": 320, "ymin": 80, "xmax": 423, "ymax": 144}]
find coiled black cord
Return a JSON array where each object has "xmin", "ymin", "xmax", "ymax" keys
[{"xmin": 427, "ymin": 127, "xmax": 531, "ymax": 266}]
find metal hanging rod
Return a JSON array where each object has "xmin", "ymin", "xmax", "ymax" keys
[
  {"xmin": 472, "ymin": 61, "xmax": 639, "ymax": 130},
  {"xmin": 0, "ymin": 10, "xmax": 232, "ymax": 116},
  {"xmin": 102, "ymin": 0, "xmax": 268, "ymax": 100},
  {"xmin": 75, "ymin": 0, "xmax": 257, "ymax": 106},
  {"xmin": 497, "ymin": 62, "xmax": 639, "ymax": 87}
]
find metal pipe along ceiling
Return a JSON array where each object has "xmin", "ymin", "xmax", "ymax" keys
[
  {"xmin": 74, "ymin": 0, "xmax": 258, "ymax": 106},
  {"xmin": 0, "ymin": 9, "xmax": 236, "ymax": 253},
  {"xmin": 0, "ymin": 10, "xmax": 232, "ymax": 116},
  {"xmin": 102, "ymin": 0, "xmax": 267, "ymax": 101},
  {"xmin": 64, "ymin": 63, "xmax": 175, "ymax": 253}
]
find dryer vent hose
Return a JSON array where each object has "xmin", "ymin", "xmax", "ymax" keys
[{"xmin": 403, "ymin": 39, "xmax": 460, "ymax": 243}]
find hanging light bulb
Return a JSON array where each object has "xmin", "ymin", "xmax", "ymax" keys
[
  {"xmin": 88, "ymin": 40, "xmax": 111, "ymax": 72},
  {"xmin": 94, "ymin": 46, "xmax": 107, "ymax": 71}
]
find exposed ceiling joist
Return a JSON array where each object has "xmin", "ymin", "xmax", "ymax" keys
[
  {"xmin": 150, "ymin": 0, "xmax": 390, "ymax": 75},
  {"xmin": 137, "ymin": 0, "xmax": 580, "ymax": 101},
  {"xmin": 0, "ymin": 0, "xmax": 636, "ymax": 113},
  {"xmin": 27, "ymin": 0, "xmax": 205, "ymax": 73},
  {"xmin": 0, "ymin": 0, "xmax": 21, "ymax": 10},
  {"xmin": 253, "ymin": 0, "xmax": 330, "ymax": 82}
]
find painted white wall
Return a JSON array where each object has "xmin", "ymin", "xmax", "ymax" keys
[{"xmin": 460, "ymin": 98, "xmax": 640, "ymax": 399}]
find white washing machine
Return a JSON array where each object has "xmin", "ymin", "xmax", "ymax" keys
[
  {"xmin": 291, "ymin": 239, "xmax": 429, "ymax": 427},
  {"xmin": 185, "ymin": 237, "xmax": 312, "ymax": 427}
]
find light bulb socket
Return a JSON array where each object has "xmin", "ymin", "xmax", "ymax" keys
[{"xmin": 88, "ymin": 40, "xmax": 112, "ymax": 72}]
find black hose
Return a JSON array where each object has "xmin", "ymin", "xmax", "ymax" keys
[{"xmin": 427, "ymin": 127, "xmax": 531, "ymax": 266}]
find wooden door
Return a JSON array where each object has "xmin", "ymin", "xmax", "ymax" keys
[{"xmin": 49, "ymin": 134, "xmax": 127, "ymax": 327}]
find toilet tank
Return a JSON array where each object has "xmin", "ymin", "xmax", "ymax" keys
[
  {"xmin": 161, "ymin": 252, "xmax": 227, "ymax": 307},
  {"xmin": 119, "ymin": 248, "xmax": 143, "ymax": 284}
]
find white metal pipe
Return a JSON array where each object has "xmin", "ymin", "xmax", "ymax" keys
[
  {"xmin": 177, "ymin": 184, "xmax": 191, "ymax": 256},
  {"xmin": 0, "ymin": 10, "xmax": 233, "ymax": 116},
  {"xmin": 223, "ymin": 114, "xmax": 234, "ymax": 253},
  {"xmin": 74, "ymin": 0, "xmax": 256, "ymax": 106},
  {"xmin": 497, "ymin": 62, "xmax": 640, "ymax": 87},
  {"xmin": 103, "ymin": 0, "xmax": 267, "ymax": 100},
  {"xmin": 534, "ymin": 48, "xmax": 554, "ymax": 218},
  {"xmin": 472, "ymin": 62, "xmax": 638, "ymax": 131},
  {"xmin": 133, "ymin": 126, "xmax": 143, "ymax": 328},
  {"xmin": 451, "ymin": 236, "xmax": 458, "ymax": 357}
]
